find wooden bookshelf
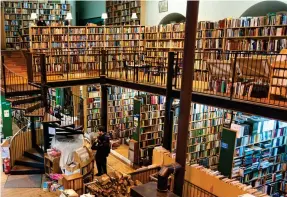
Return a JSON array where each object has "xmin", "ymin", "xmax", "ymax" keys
[
  {"xmin": 2, "ymin": 1, "xmax": 70, "ymax": 49},
  {"xmin": 44, "ymin": 154, "xmax": 61, "ymax": 177},
  {"xmin": 87, "ymin": 85, "xmax": 101, "ymax": 133},
  {"xmin": 172, "ymin": 103, "xmax": 223, "ymax": 170},
  {"xmin": 130, "ymin": 94, "xmax": 165, "ymax": 165},
  {"xmin": 106, "ymin": 0, "xmax": 142, "ymax": 26},
  {"xmin": 29, "ymin": 25, "xmax": 145, "ymax": 76},
  {"xmin": 62, "ymin": 173, "xmax": 83, "ymax": 196},
  {"xmin": 107, "ymin": 86, "xmax": 137, "ymax": 139},
  {"xmin": 230, "ymin": 115, "xmax": 287, "ymax": 196}
]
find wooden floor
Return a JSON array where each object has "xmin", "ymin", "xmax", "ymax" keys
[
  {"xmin": 1, "ymin": 154, "xmax": 134, "ymax": 197},
  {"xmin": 114, "ymin": 144, "xmax": 129, "ymax": 159}
]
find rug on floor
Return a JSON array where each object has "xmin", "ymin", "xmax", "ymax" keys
[{"xmin": 4, "ymin": 174, "xmax": 42, "ymax": 188}]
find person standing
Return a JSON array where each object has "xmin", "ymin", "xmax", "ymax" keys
[
  {"xmin": 37, "ymin": 16, "xmax": 46, "ymax": 26},
  {"xmin": 91, "ymin": 126, "xmax": 110, "ymax": 176}
]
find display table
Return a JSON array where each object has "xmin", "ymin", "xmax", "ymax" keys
[{"xmin": 130, "ymin": 182, "xmax": 179, "ymax": 197}]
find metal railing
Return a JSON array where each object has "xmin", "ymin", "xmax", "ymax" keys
[
  {"xmin": 47, "ymin": 87, "xmax": 84, "ymax": 127},
  {"xmin": 5, "ymin": 49, "xmax": 287, "ymax": 110},
  {"xmin": 27, "ymin": 49, "xmax": 102, "ymax": 83}
]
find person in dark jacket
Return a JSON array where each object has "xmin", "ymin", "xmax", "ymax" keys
[
  {"xmin": 91, "ymin": 126, "xmax": 110, "ymax": 176},
  {"xmin": 37, "ymin": 16, "xmax": 46, "ymax": 26}
]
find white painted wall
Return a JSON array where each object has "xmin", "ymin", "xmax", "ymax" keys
[{"xmin": 145, "ymin": 0, "xmax": 287, "ymax": 26}]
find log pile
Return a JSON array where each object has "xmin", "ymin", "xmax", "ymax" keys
[{"xmin": 85, "ymin": 171, "xmax": 142, "ymax": 197}]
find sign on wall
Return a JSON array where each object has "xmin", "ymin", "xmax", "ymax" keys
[{"xmin": 159, "ymin": 0, "xmax": 168, "ymax": 13}]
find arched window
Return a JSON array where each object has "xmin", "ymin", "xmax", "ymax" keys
[
  {"xmin": 159, "ymin": 13, "xmax": 186, "ymax": 25},
  {"xmin": 241, "ymin": 0, "xmax": 287, "ymax": 17}
]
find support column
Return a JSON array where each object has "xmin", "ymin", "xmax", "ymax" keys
[
  {"xmin": 82, "ymin": 85, "xmax": 88, "ymax": 132},
  {"xmin": 174, "ymin": 1, "xmax": 199, "ymax": 196},
  {"xmin": 40, "ymin": 54, "xmax": 48, "ymax": 112},
  {"xmin": 101, "ymin": 85, "xmax": 108, "ymax": 133},
  {"xmin": 2, "ymin": 56, "xmax": 7, "ymax": 95},
  {"xmin": 71, "ymin": 86, "xmax": 80, "ymax": 125},
  {"xmin": 43, "ymin": 123, "xmax": 49, "ymax": 152},
  {"xmin": 40, "ymin": 54, "xmax": 49, "ymax": 152},
  {"xmin": 163, "ymin": 52, "xmax": 174, "ymax": 151},
  {"xmin": 30, "ymin": 117, "xmax": 36, "ymax": 148}
]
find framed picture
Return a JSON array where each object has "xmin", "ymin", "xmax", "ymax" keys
[{"xmin": 159, "ymin": 0, "xmax": 168, "ymax": 13}]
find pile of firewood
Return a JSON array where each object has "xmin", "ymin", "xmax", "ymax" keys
[{"xmin": 85, "ymin": 171, "xmax": 142, "ymax": 197}]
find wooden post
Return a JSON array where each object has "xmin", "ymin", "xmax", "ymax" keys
[
  {"xmin": 30, "ymin": 117, "xmax": 36, "ymax": 148},
  {"xmin": 40, "ymin": 54, "xmax": 49, "ymax": 112},
  {"xmin": 82, "ymin": 85, "xmax": 88, "ymax": 132},
  {"xmin": 2, "ymin": 56, "xmax": 7, "ymax": 95},
  {"xmin": 43, "ymin": 123, "xmax": 49, "ymax": 152},
  {"xmin": 26, "ymin": 52, "xmax": 33, "ymax": 82},
  {"xmin": 174, "ymin": 1, "xmax": 199, "ymax": 196},
  {"xmin": 163, "ymin": 52, "xmax": 174, "ymax": 151},
  {"xmin": 0, "ymin": 7, "xmax": 6, "ymax": 50},
  {"xmin": 101, "ymin": 49, "xmax": 106, "ymax": 76},
  {"xmin": 101, "ymin": 85, "xmax": 108, "ymax": 133}
]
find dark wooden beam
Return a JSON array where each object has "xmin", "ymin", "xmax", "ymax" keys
[
  {"xmin": 163, "ymin": 52, "xmax": 174, "ymax": 151},
  {"xmin": 30, "ymin": 117, "xmax": 36, "ymax": 147},
  {"xmin": 174, "ymin": 1, "xmax": 199, "ymax": 196},
  {"xmin": 101, "ymin": 84, "xmax": 108, "ymax": 133},
  {"xmin": 40, "ymin": 54, "xmax": 48, "ymax": 112}
]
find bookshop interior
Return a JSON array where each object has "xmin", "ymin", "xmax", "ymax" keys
[{"xmin": 1, "ymin": 0, "xmax": 287, "ymax": 197}]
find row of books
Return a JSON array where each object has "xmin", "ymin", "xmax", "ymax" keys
[
  {"xmin": 226, "ymin": 14, "xmax": 287, "ymax": 28},
  {"xmin": 197, "ymin": 21, "xmax": 226, "ymax": 30},
  {"xmin": 226, "ymin": 27, "xmax": 287, "ymax": 37},
  {"xmin": 109, "ymin": 117, "xmax": 133, "ymax": 125}
]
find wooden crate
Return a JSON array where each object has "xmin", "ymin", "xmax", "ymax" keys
[
  {"xmin": 44, "ymin": 154, "xmax": 61, "ymax": 176},
  {"xmin": 62, "ymin": 173, "xmax": 83, "ymax": 196}
]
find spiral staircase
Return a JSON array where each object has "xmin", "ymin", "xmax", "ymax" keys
[{"xmin": 1, "ymin": 51, "xmax": 84, "ymax": 175}]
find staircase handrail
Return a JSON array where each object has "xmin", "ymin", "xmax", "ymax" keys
[{"xmin": 9, "ymin": 122, "xmax": 32, "ymax": 167}]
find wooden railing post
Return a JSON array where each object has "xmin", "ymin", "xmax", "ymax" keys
[
  {"xmin": 30, "ymin": 117, "xmax": 36, "ymax": 148},
  {"xmin": 100, "ymin": 84, "xmax": 108, "ymax": 133},
  {"xmin": 1, "ymin": 55, "xmax": 7, "ymax": 95},
  {"xmin": 26, "ymin": 52, "xmax": 33, "ymax": 82},
  {"xmin": 163, "ymin": 52, "xmax": 174, "ymax": 151},
  {"xmin": 101, "ymin": 49, "xmax": 106, "ymax": 76},
  {"xmin": 40, "ymin": 53, "xmax": 49, "ymax": 112},
  {"xmin": 230, "ymin": 53, "xmax": 238, "ymax": 100}
]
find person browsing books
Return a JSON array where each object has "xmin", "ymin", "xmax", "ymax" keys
[
  {"xmin": 37, "ymin": 16, "xmax": 47, "ymax": 26},
  {"xmin": 91, "ymin": 126, "xmax": 110, "ymax": 176}
]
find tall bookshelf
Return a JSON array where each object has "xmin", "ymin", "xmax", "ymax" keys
[
  {"xmin": 107, "ymin": 86, "xmax": 137, "ymax": 140},
  {"xmin": 2, "ymin": 1, "xmax": 70, "ymax": 49},
  {"xmin": 172, "ymin": 103, "xmax": 224, "ymax": 170},
  {"xmin": 106, "ymin": 0, "xmax": 142, "ymax": 26},
  {"xmin": 230, "ymin": 116, "xmax": 287, "ymax": 197},
  {"xmin": 87, "ymin": 85, "xmax": 101, "ymax": 133},
  {"xmin": 29, "ymin": 25, "xmax": 144, "ymax": 76},
  {"xmin": 131, "ymin": 94, "xmax": 165, "ymax": 165}
]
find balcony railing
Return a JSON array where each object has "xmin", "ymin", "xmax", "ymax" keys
[{"xmin": 4, "ymin": 49, "xmax": 287, "ymax": 110}]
